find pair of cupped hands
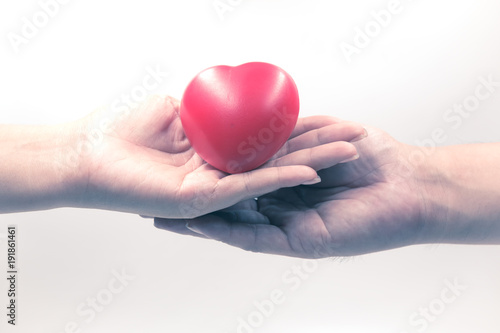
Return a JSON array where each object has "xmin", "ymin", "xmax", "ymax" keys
[{"xmin": 81, "ymin": 95, "xmax": 426, "ymax": 258}]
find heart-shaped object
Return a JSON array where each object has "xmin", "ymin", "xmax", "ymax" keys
[{"xmin": 180, "ymin": 62, "xmax": 299, "ymax": 173}]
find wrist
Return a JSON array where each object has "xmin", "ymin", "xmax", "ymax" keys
[
  {"xmin": 411, "ymin": 146, "xmax": 453, "ymax": 244},
  {"xmin": 50, "ymin": 120, "xmax": 93, "ymax": 208},
  {"xmin": 413, "ymin": 144, "xmax": 500, "ymax": 245},
  {"xmin": 0, "ymin": 122, "xmax": 87, "ymax": 212}
]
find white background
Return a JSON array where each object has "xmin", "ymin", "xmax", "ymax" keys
[{"xmin": 1, "ymin": 0, "xmax": 500, "ymax": 332}]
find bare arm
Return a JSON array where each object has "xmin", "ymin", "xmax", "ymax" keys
[
  {"xmin": 155, "ymin": 127, "xmax": 500, "ymax": 258},
  {"xmin": 0, "ymin": 96, "xmax": 363, "ymax": 217},
  {"xmin": 419, "ymin": 143, "xmax": 500, "ymax": 245},
  {"xmin": 0, "ymin": 123, "xmax": 83, "ymax": 213}
]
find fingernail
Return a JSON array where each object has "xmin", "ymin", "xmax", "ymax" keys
[
  {"xmin": 340, "ymin": 154, "xmax": 359, "ymax": 163},
  {"xmin": 302, "ymin": 176, "xmax": 321, "ymax": 185},
  {"xmin": 186, "ymin": 222, "xmax": 206, "ymax": 236},
  {"xmin": 351, "ymin": 128, "xmax": 368, "ymax": 142}
]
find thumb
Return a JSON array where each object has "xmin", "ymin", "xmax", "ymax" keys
[{"xmin": 203, "ymin": 165, "xmax": 320, "ymax": 215}]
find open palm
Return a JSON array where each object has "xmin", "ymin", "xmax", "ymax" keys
[
  {"xmin": 78, "ymin": 95, "xmax": 363, "ymax": 219},
  {"xmin": 155, "ymin": 126, "xmax": 426, "ymax": 257}
]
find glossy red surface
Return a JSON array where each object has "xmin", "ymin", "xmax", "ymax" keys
[{"xmin": 180, "ymin": 62, "xmax": 299, "ymax": 173}]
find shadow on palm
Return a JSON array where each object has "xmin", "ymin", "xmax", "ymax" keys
[{"xmin": 173, "ymin": 127, "xmax": 425, "ymax": 258}]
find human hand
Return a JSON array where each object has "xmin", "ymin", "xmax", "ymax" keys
[
  {"xmin": 75, "ymin": 95, "xmax": 365, "ymax": 219},
  {"xmin": 155, "ymin": 125, "xmax": 427, "ymax": 257}
]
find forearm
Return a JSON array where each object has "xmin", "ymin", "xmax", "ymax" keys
[
  {"xmin": 0, "ymin": 123, "xmax": 84, "ymax": 213},
  {"xmin": 418, "ymin": 143, "xmax": 500, "ymax": 244}
]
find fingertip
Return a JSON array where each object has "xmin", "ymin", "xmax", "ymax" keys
[
  {"xmin": 153, "ymin": 217, "xmax": 169, "ymax": 229},
  {"xmin": 184, "ymin": 218, "xmax": 226, "ymax": 241},
  {"xmin": 301, "ymin": 175, "xmax": 321, "ymax": 185},
  {"xmin": 166, "ymin": 95, "xmax": 181, "ymax": 108},
  {"xmin": 154, "ymin": 217, "xmax": 211, "ymax": 239},
  {"xmin": 284, "ymin": 165, "xmax": 319, "ymax": 184},
  {"xmin": 185, "ymin": 222, "xmax": 207, "ymax": 237},
  {"xmin": 153, "ymin": 217, "xmax": 185, "ymax": 230},
  {"xmin": 338, "ymin": 141, "xmax": 359, "ymax": 155},
  {"xmin": 335, "ymin": 140, "xmax": 360, "ymax": 164},
  {"xmin": 350, "ymin": 127, "xmax": 368, "ymax": 142},
  {"xmin": 340, "ymin": 153, "xmax": 359, "ymax": 164}
]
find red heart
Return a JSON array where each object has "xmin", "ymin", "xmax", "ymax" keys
[{"xmin": 180, "ymin": 62, "xmax": 299, "ymax": 173}]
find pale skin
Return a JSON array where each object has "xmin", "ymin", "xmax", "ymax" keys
[
  {"xmin": 156, "ymin": 126, "xmax": 500, "ymax": 258},
  {"xmin": 0, "ymin": 95, "xmax": 364, "ymax": 218},
  {"xmin": 3, "ymin": 95, "xmax": 500, "ymax": 258}
]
